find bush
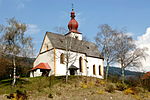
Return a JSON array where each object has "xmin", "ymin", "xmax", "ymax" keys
[
  {"xmin": 124, "ymin": 88, "xmax": 135, "ymax": 95},
  {"xmin": 116, "ymin": 82, "xmax": 128, "ymax": 91},
  {"xmin": 108, "ymin": 75, "xmax": 120, "ymax": 83},
  {"xmin": 105, "ymin": 83, "xmax": 115, "ymax": 93},
  {"xmin": 6, "ymin": 90, "xmax": 27, "ymax": 100},
  {"xmin": 97, "ymin": 89, "xmax": 105, "ymax": 94},
  {"xmin": 142, "ymin": 78, "xmax": 150, "ymax": 91}
]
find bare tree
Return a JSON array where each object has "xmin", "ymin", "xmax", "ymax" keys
[
  {"xmin": 114, "ymin": 32, "xmax": 147, "ymax": 83},
  {"xmin": 95, "ymin": 24, "xmax": 117, "ymax": 80},
  {"xmin": 0, "ymin": 18, "xmax": 34, "ymax": 86},
  {"xmin": 54, "ymin": 26, "xmax": 67, "ymax": 35},
  {"xmin": 54, "ymin": 27, "xmax": 85, "ymax": 82}
]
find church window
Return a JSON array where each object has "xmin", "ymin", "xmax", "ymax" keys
[
  {"xmin": 93, "ymin": 65, "xmax": 96, "ymax": 75},
  {"xmin": 60, "ymin": 53, "xmax": 65, "ymax": 64},
  {"xmin": 99, "ymin": 65, "xmax": 101, "ymax": 75},
  {"xmin": 46, "ymin": 45, "xmax": 48, "ymax": 51},
  {"xmin": 79, "ymin": 57, "xmax": 83, "ymax": 72}
]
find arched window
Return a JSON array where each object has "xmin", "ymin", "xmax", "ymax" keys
[
  {"xmin": 60, "ymin": 53, "xmax": 65, "ymax": 64},
  {"xmin": 93, "ymin": 65, "xmax": 96, "ymax": 75},
  {"xmin": 79, "ymin": 57, "xmax": 83, "ymax": 72},
  {"xmin": 99, "ymin": 65, "xmax": 101, "ymax": 75}
]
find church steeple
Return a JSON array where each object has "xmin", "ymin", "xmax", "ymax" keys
[
  {"xmin": 68, "ymin": 6, "xmax": 80, "ymax": 33},
  {"xmin": 66, "ymin": 5, "xmax": 82, "ymax": 40}
]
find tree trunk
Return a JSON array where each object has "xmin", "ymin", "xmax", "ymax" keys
[
  {"xmin": 121, "ymin": 67, "xmax": 125, "ymax": 84},
  {"xmin": 105, "ymin": 62, "xmax": 109, "ymax": 81},
  {"xmin": 66, "ymin": 63, "xmax": 68, "ymax": 83},
  {"xmin": 12, "ymin": 56, "xmax": 16, "ymax": 86},
  {"xmin": 66, "ymin": 53, "xmax": 69, "ymax": 83}
]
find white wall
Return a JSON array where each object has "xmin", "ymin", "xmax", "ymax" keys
[
  {"xmin": 40, "ymin": 34, "xmax": 53, "ymax": 53},
  {"xmin": 30, "ymin": 50, "xmax": 54, "ymax": 77},
  {"xmin": 31, "ymin": 48, "xmax": 104, "ymax": 79},
  {"xmin": 55, "ymin": 49, "xmax": 88, "ymax": 76},
  {"xmin": 54, "ymin": 49, "xmax": 104, "ymax": 79},
  {"xmin": 66, "ymin": 32, "xmax": 82, "ymax": 40},
  {"xmin": 87, "ymin": 57, "xmax": 104, "ymax": 79}
]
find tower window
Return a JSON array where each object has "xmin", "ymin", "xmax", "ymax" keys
[
  {"xmin": 60, "ymin": 53, "xmax": 65, "ymax": 64},
  {"xmin": 75, "ymin": 36, "xmax": 78, "ymax": 39}
]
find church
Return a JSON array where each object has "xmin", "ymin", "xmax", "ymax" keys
[{"xmin": 30, "ymin": 9, "xmax": 104, "ymax": 79}]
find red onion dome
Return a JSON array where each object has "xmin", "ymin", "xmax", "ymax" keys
[{"xmin": 68, "ymin": 11, "xmax": 80, "ymax": 33}]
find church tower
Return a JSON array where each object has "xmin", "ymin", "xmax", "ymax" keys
[{"xmin": 65, "ymin": 8, "xmax": 82, "ymax": 40}]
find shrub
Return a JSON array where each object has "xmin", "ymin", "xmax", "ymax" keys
[
  {"xmin": 142, "ymin": 78, "xmax": 150, "ymax": 92},
  {"xmin": 116, "ymin": 82, "xmax": 128, "ymax": 91},
  {"xmin": 97, "ymin": 89, "xmax": 105, "ymax": 94},
  {"xmin": 108, "ymin": 75, "xmax": 120, "ymax": 83},
  {"xmin": 124, "ymin": 88, "xmax": 135, "ymax": 95},
  {"xmin": 88, "ymin": 81, "xmax": 95, "ymax": 87},
  {"xmin": 6, "ymin": 90, "xmax": 27, "ymax": 100},
  {"xmin": 134, "ymin": 87, "xmax": 145, "ymax": 93},
  {"xmin": 80, "ymin": 82, "xmax": 88, "ymax": 88},
  {"xmin": 105, "ymin": 83, "xmax": 115, "ymax": 93}
]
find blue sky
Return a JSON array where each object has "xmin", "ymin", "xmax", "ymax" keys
[{"xmin": 0, "ymin": 0, "xmax": 150, "ymax": 71}]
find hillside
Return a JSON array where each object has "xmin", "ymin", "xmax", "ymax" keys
[
  {"xmin": 0, "ymin": 76, "xmax": 150, "ymax": 100},
  {"xmin": 0, "ymin": 55, "xmax": 35, "ymax": 80}
]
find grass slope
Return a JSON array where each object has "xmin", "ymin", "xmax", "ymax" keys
[{"xmin": 0, "ymin": 76, "xmax": 150, "ymax": 100}]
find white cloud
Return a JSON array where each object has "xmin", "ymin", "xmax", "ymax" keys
[
  {"xmin": 26, "ymin": 24, "xmax": 40, "ymax": 34},
  {"xmin": 136, "ymin": 27, "xmax": 150, "ymax": 72}
]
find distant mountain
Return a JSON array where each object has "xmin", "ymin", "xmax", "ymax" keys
[{"xmin": 104, "ymin": 67, "xmax": 144, "ymax": 77}]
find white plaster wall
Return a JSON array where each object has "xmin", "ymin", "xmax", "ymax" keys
[
  {"xmin": 67, "ymin": 32, "xmax": 82, "ymax": 40},
  {"xmin": 87, "ymin": 57, "xmax": 104, "ymax": 79},
  {"xmin": 40, "ymin": 34, "xmax": 53, "ymax": 53},
  {"xmin": 55, "ymin": 49, "xmax": 87, "ymax": 76},
  {"xmin": 30, "ymin": 50, "xmax": 54, "ymax": 77}
]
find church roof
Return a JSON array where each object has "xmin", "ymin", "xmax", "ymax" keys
[
  {"xmin": 32, "ymin": 63, "xmax": 51, "ymax": 70},
  {"xmin": 46, "ymin": 32, "xmax": 103, "ymax": 59}
]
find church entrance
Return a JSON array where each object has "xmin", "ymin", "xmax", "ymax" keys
[
  {"xmin": 69, "ymin": 65, "xmax": 78, "ymax": 75},
  {"xmin": 40, "ymin": 69, "xmax": 50, "ymax": 77},
  {"xmin": 70, "ymin": 69, "xmax": 76, "ymax": 75}
]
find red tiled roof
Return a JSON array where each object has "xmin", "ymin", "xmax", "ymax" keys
[{"xmin": 32, "ymin": 63, "xmax": 51, "ymax": 70}]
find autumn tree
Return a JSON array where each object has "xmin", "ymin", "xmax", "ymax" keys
[
  {"xmin": 0, "ymin": 18, "xmax": 34, "ymax": 86},
  {"xmin": 95, "ymin": 24, "xmax": 117, "ymax": 80}
]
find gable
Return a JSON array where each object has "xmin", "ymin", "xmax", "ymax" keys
[{"xmin": 40, "ymin": 34, "xmax": 53, "ymax": 53}]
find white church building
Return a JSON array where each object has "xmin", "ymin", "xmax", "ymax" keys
[{"xmin": 30, "ymin": 9, "xmax": 104, "ymax": 79}]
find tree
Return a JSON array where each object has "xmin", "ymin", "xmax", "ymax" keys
[
  {"xmin": 54, "ymin": 26, "xmax": 68, "ymax": 35},
  {"xmin": 95, "ymin": 24, "xmax": 117, "ymax": 80},
  {"xmin": 114, "ymin": 32, "xmax": 147, "ymax": 83},
  {"xmin": 0, "ymin": 18, "xmax": 34, "ymax": 86},
  {"xmin": 54, "ymin": 26, "xmax": 85, "ymax": 83}
]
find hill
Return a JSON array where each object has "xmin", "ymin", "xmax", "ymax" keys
[
  {"xmin": 0, "ymin": 55, "xmax": 35, "ymax": 80},
  {"xmin": 0, "ymin": 76, "xmax": 150, "ymax": 100}
]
